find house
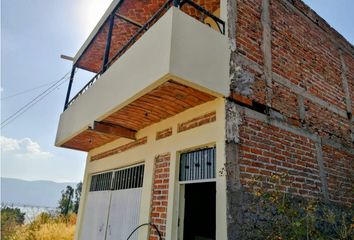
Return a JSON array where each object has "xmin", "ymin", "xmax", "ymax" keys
[{"xmin": 55, "ymin": 0, "xmax": 353, "ymax": 239}]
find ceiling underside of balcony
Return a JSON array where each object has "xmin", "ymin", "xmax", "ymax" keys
[
  {"xmin": 75, "ymin": 0, "xmax": 220, "ymax": 73},
  {"xmin": 62, "ymin": 80, "xmax": 216, "ymax": 151}
]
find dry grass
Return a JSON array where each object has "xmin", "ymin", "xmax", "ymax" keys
[
  {"xmin": 11, "ymin": 223, "xmax": 75, "ymax": 240},
  {"xmin": 9, "ymin": 213, "xmax": 76, "ymax": 240}
]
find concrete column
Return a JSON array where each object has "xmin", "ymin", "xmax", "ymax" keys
[
  {"xmin": 339, "ymin": 49, "xmax": 354, "ymax": 143},
  {"xmin": 261, "ymin": 0, "xmax": 273, "ymax": 107},
  {"xmin": 315, "ymin": 140, "xmax": 329, "ymax": 202}
]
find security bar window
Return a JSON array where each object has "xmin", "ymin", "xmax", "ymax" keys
[
  {"xmin": 89, "ymin": 164, "xmax": 144, "ymax": 192},
  {"xmin": 179, "ymin": 147, "xmax": 216, "ymax": 182}
]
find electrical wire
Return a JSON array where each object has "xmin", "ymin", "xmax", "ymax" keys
[
  {"xmin": 1, "ymin": 71, "xmax": 71, "ymax": 128},
  {"xmin": 1, "ymin": 79, "xmax": 64, "ymax": 100},
  {"xmin": 126, "ymin": 223, "xmax": 162, "ymax": 240},
  {"xmin": 1, "ymin": 75, "xmax": 70, "ymax": 128}
]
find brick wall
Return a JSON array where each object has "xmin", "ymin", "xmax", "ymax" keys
[
  {"xmin": 323, "ymin": 145, "xmax": 353, "ymax": 205},
  {"xmin": 150, "ymin": 153, "xmax": 171, "ymax": 240},
  {"xmin": 270, "ymin": 0, "xmax": 346, "ymax": 110},
  {"xmin": 235, "ymin": 0, "xmax": 267, "ymax": 105},
  {"xmin": 231, "ymin": 0, "xmax": 353, "ymax": 145},
  {"xmin": 238, "ymin": 116, "xmax": 322, "ymax": 198},
  {"xmin": 227, "ymin": 0, "xmax": 354, "ymax": 210}
]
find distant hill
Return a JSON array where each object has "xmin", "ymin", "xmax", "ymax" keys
[{"xmin": 1, "ymin": 177, "xmax": 77, "ymax": 208}]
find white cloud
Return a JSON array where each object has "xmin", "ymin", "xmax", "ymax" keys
[
  {"xmin": 0, "ymin": 136, "xmax": 20, "ymax": 151},
  {"xmin": 0, "ymin": 136, "xmax": 52, "ymax": 159}
]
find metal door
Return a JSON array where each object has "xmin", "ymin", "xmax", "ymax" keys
[
  {"xmin": 106, "ymin": 188, "xmax": 142, "ymax": 240},
  {"xmin": 80, "ymin": 191, "xmax": 111, "ymax": 240},
  {"xmin": 106, "ymin": 165, "xmax": 144, "ymax": 240},
  {"xmin": 80, "ymin": 165, "xmax": 144, "ymax": 240}
]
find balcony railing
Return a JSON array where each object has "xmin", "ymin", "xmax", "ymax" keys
[{"xmin": 63, "ymin": 0, "xmax": 225, "ymax": 110}]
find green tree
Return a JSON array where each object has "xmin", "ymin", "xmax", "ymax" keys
[
  {"xmin": 58, "ymin": 185, "xmax": 74, "ymax": 215},
  {"xmin": 1, "ymin": 206, "xmax": 25, "ymax": 240},
  {"xmin": 58, "ymin": 182, "xmax": 82, "ymax": 215},
  {"xmin": 73, "ymin": 182, "xmax": 82, "ymax": 214}
]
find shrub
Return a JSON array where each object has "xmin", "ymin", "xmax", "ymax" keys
[
  {"xmin": 1, "ymin": 207, "xmax": 25, "ymax": 240},
  {"xmin": 234, "ymin": 173, "xmax": 353, "ymax": 240}
]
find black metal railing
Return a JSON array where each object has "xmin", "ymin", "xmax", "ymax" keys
[
  {"xmin": 66, "ymin": 72, "xmax": 102, "ymax": 108},
  {"xmin": 64, "ymin": 0, "xmax": 225, "ymax": 110},
  {"xmin": 180, "ymin": 0, "xmax": 225, "ymax": 34}
]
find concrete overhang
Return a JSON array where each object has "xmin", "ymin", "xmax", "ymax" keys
[{"xmin": 55, "ymin": 7, "xmax": 230, "ymax": 151}]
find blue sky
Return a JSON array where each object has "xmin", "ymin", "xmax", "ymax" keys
[{"xmin": 1, "ymin": 0, "xmax": 353, "ymax": 183}]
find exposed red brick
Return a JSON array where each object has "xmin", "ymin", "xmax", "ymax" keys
[
  {"xmin": 304, "ymin": 100, "xmax": 351, "ymax": 144},
  {"xmin": 77, "ymin": 0, "xmax": 221, "ymax": 73},
  {"xmin": 271, "ymin": 82, "xmax": 300, "ymax": 122},
  {"xmin": 177, "ymin": 111, "xmax": 216, "ymax": 133},
  {"xmin": 90, "ymin": 137, "xmax": 147, "ymax": 161},
  {"xmin": 239, "ymin": 116, "xmax": 322, "ymax": 198},
  {"xmin": 231, "ymin": 0, "xmax": 353, "ymax": 207},
  {"xmin": 150, "ymin": 153, "xmax": 171, "ymax": 240},
  {"xmin": 231, "ymin": 93, "xmax": 253, "ymax": 106},
  {"xmin": 322, "ymin": 145, "xmax": 354, "ymax": 205},
  {"xmin": 270, "ymin": 0, "xmax": 346, "ymax": 111},
  {"xmin": 236, "ymin": 0, "xmax": 263, "ymax": 66},
  {"xmin": 156, "ymin": 128, "xmax": 173, "ymax": 140}
]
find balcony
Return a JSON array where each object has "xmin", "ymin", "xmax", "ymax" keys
[{"xmin": 56, "ymin": 0, "xmax": 230, "ymax": 151}]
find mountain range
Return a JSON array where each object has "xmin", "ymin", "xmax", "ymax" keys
[{"xmin": 1, "ymin": 177, "xmax": 77, "ymax": 208}]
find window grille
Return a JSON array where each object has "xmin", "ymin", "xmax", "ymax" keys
[
  {"xmin": 179, "ymin": 147, "xmax": 216, "ymax": 182},
  {"xmin": 89, "ymin": 164, "xmax": 144, "ymax": 192},
  {"xmin": 112, "ymin": 164, "xmax": 144, "ymax": 190},
  {"xmin": 89, "ymin": 171, "xmax": 113, "ymax": 191}
]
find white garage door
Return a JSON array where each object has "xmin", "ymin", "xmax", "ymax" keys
[
  {"xmin": 80, "ymin": 165, "xmax": 144, "ymax": 240},
  {"xmin": 106, "ymin": 188, "xmax": 142, "ymax": 240},
  {"xmin": 80, "ymin": 191, "xmax": 111, "ymax": 240}
]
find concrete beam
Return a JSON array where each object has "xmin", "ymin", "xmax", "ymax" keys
[{"xmin": 92, "ymin": 121, "xmax": 136, "ymax": 140}]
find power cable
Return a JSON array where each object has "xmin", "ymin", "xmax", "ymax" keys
[
  {"xmin": 1, "ymin": 76, "xmax": 70, "ymax": 128},
  {"xmin": 126, "ymin": 223, "xmax": 162, "ymax": 240},
  {"xmin": 1, "ymin": 80, "xmax": 63, "ymax": 100},
  {"xmin": 1, "ymin": 71, "xmax": 71, "ymax": 128},
  {"xmin": 1, "ymin": 73, "xmax": 70, "ymax": 128}
]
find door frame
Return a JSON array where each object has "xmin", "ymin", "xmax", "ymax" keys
[
  {"xmin": 178, "ymin": 179, "xmax": 217, "ymax": 240},
  {"xmin": 176, "ymin": 146, "xmax": 217, "ymax": 240}
]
